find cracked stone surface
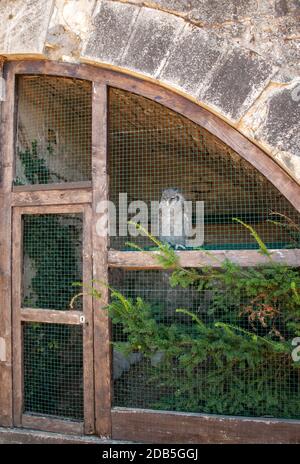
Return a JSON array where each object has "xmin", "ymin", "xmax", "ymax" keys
[
  {"xmin": 120, "ymin": 0, "xmax": 259, "ymax": 23},
  {"xmin": 115, "ymin": 0, "xmax": 300, "ymax": 75}
]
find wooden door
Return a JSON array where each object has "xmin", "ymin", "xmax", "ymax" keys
[{"xmin": 12, "ymin": 204, "xmax": 95, "ymax": 435}]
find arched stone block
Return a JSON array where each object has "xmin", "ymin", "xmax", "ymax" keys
[
  {"xmin": 241, "ymin": 80, "xmax": 300, "ymax": 180},
  {"xmin": 81, "ymin": 1, "xmax": 275, "ymax": 122},
  {"xmin": 0, "ymin": 0, "xmax": 54, "ymax": 55},
  {"xmin": 125, "ymin": 0, "xmax": 259, "ymax": 24},
  {"xmin": 200, "ymin": 49, "xmax": 276, "ymax": 121},
  {"xmin": 159, "ymin": 24, "xmax": 225, "ymax": 95},
  {"xmin": 83, "ymin": 2, "xmax": 185, "ymax": 77}
]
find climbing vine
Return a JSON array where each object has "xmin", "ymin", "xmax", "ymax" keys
[{"xmin": 14, "ymin": 140, "xmax": 65, "ymax": 185}]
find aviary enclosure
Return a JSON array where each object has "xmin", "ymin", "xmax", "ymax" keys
[{"xmin": 0, "ymin": 61, "xmax": 299, "ymax": 443}]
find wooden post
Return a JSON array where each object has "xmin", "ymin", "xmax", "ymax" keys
[
  {"xmin": 82, "ymin": 204, "xmax": 95, "ymax": 434},
  {"xmin": 92, "ymin": 82, "xmax": 112, "ymax": 438},
  {"xmin": 0, "ymin": 60, "xmax": 14, "ymax": 426}
]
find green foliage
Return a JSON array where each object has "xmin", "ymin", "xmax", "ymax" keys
[
  {"xmin": 268, "ymin": 211, "xmax": 300, "ymax": 248},
  {"xmin": 14, "ymin": 140, "xmax": 64, "ymax": 185},
  {"xmin": 232, "ymin": 218, "xmax": 272, "ymax": 258},
  {"xmin": 94, "ymin": 219, "xmax": 300, "ymax": 419},
  {"xmin": 135, "ymin": 220, "xmax": 300, "ymax": 341},
  {"xmin": 106, "ymin": 286, "xmax": 299, "ymax": 418},
  {"xmin": 127, "ymin": 222, "xmax": 179, "ymax": 268}
]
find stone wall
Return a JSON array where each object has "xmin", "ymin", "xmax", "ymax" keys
[{"xmin": 0, "ymin": 0, "xmax": 299, "ymax": 182}]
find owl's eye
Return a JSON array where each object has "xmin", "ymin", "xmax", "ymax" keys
[{"xmin": 176, "ymin": 195, "xmax": 180, "ymax": 201}]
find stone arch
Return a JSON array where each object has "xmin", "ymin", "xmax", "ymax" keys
[{"xmin": 0, "ymin": 0, "xmax": 299, "ymax": 182}]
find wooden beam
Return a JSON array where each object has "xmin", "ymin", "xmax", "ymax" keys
[
  {"xmin": 112, "ymin": 408, "xmax": 300, "ymax": 444},
  {"xmin": 20, "ymin": 309, "xmax": 84, "ymax": 325},
  {"xmin": 92, "ymin": 82, "xmax": 112, "ymax": 438},
  {"xmin": 14, "ymin": 204, "xmax": 85, "ymax": 215},
  {"xmin": 108, "ymin": 249, "xmax": 300, "ymax": 269},
  {"xmin": 22, "ymin": 414, "xmax": 83, "ymax": 436},
  {"xmin": 12, "ymin": 188, "xmax": 92, "ymax": 207},
  {"xmin": 12, "ymin": 181, "xmax": 92, "ymax": 192}
]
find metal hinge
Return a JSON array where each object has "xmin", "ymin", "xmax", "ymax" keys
[
  {"xmin": 0, "ymin": 57, "xmax": 5, "ymax": 102},
  {"xmin": 0, "ymin": 76, "xmax": 6, "ymax": 102},
  {"xmin": 0, "ymin": 337, "xmax": 6, "ymax": 362}
]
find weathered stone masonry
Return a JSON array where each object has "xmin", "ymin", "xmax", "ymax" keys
[{"xmin": 0, "ymin": 0, "xmax": 299, "ymax": 181}]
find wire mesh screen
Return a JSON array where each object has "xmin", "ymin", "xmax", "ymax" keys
[
  {"xmin": 22, "ymin": 213, "xmax": 83, "ymax": 310},
  {"xmin": 108, "ymin": 88, "xmax": 300, "ymax": 250},
  {"xmin": 15, "ymin": 75, "xmax": 92, "ymax": 185},
  {"xmin": 110, "ymin": 269, "xmax": 300, "ymax": 419},
  {"xmin": 23, "ymin": 322, "xmax": 83, "ymax": 420}
]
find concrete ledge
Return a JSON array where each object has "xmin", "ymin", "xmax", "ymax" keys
[{"xmin": 0, "ymin": 426, "xmax": 129, "ymax": 444}]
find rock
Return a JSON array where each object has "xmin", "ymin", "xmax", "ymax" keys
[
  {"xmin": 150, "ymin": 351, "xmax": 165, "ymax": 367},
  {"xmin": 113, "ymin": 349, "xmax": 143, "ymax": 380}
]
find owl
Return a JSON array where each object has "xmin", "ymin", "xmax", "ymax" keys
[{"xmin": 158, "ymin": 187, "xmax": 189, "ymax": 249}]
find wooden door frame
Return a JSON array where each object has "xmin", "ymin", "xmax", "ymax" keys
[
  {"xmin": 0, "ymin": 59, "xmax": 299, "ymax": 442},
  {"xmin": 11, "ymin": 204, "xmax": 94, "ymax": 435}
]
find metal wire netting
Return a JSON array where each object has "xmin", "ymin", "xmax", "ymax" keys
[
  {"xmin": 14, "ymin": 84, "xmax": 300, "ymax": 425},
  {"xmin": 110, "ymin": 269, "xmax": 300, "ymax": 420},
  {"xmin": 108, "ymin": 88, "xmax": 300, "ymax": 250},
  {"xmin": 22, "ymin": 213, "xmax": 83, "ymax": 311},
  {"xmin": 23, "ymin": 322, "xmax": 84, "ymax": 420},
  {"xmin": 15, "ymin": 75, "xmax": 92, "ymax": 185}
]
